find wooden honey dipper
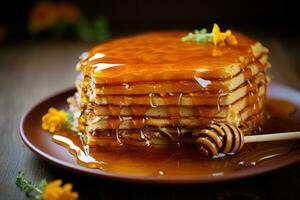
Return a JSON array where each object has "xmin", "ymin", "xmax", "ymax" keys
[{"xmin": 192, "ymin": 123, "xmax": 300, "ymax": 157}]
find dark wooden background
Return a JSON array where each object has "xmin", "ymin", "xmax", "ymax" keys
[
  {"xmin": 0, "ymin": 30, "xmax": 299, "ymax": 200},
  {"xmin": 1, "ymin": 0, "xmax": 299, "ymax": 41}
]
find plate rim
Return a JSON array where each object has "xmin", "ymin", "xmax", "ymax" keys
[{"xmin": 19, "ymin": 83, "xmax": 300, "ymax": 184}]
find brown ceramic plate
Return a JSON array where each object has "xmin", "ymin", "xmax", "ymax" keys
[{"xmin": 20, "ymin": 82, "xmax": 300, "ymax": 184}]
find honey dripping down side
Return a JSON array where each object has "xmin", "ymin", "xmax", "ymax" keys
[
  {"xmin": 75, "ymin": 74, "xmax": 268, "ymax": 147},
  {"xmin": 60, "ymin": 60, "xmax": 298, "ymax": 175},
  {"xmin": 53, "ymin": 97, "xmax": 300, "ymax": 176},
  {"xmin": 73, "ymin": 32, "xmax": 270, "ymax": 150},
  {"xmin": 56, "ymin": 31, "xmax": 294, "ymax": 175}
]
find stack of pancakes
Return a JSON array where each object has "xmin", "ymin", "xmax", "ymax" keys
[{"xmin": 68, "ymin": 31, "xmax": 270, "ymax": 147}]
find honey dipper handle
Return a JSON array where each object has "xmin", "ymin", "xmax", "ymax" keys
[{"xmin": 244, "ymin": 131, "xmax": 300, "ymax": 143}]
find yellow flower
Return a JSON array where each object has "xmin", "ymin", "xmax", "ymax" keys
[
  {"xmin": 212, "ymin": 23, "xmax": 238, "ymax": 46},
  {"xmin": 28, "ymin": 1, "xmax": 60, "ymax": 33},
  {"xmin": 42, "ymin": 107, "xmax": 67, "ymax": 133},
  {"xmin": 28, "ymin": 1, "xmax": 81, "ymax": 34},
  {"xmin": 43, "ymin": 180, "xmax": 78, "ymax": 200}
]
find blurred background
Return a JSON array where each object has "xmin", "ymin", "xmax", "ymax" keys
[
  {"xmin": 0, "ymin": 0, "xmax": 299, "ymax": 43},
  {"xmin": 0, "ymin": 0, "xmax": 299, "ymax": 89}
]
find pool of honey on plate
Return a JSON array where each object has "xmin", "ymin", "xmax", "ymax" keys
[{"xmin": 53, "ymin": 98, "xmax": 300, "ymax": 177}]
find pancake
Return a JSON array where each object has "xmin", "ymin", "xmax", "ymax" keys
[
  {"xmin": 86, "ymin": 112, "xmax": 266, "ymax": 147},
  {"xmin": 87, "ymin": 82, "xmax": 266, "ymax": 118},
  {"xmin": 76, "ymin": 72, "xmax": 267, "ymax": 107},
  {"xmin": 77, "ymin": 32, "xmax": 269, "ymax": 83},
  {"xmin": 79, "ymin": 96, "xmax": 265, "ymax": 131},
  {"xmin": 68, "ymin": 30, "xmax": 270, "ymax": 148},
  {"xmin": 78, "ymin": 63, "xmax": 267, "ymax": 98},
  {"xmin": 69, "ymin": 82, "xmax": 266, "ymax": 132}
]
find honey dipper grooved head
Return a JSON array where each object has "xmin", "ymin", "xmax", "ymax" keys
[{"xmin": 192, "ymin": 123, "xmax": 245, "ymax": 157}]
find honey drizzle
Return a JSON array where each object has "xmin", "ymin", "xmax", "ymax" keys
[
  {"xmin": 53, "ymin": 98, "xmax": 300, "ymax": 177},
  {"xmin": 80, "ymin": 32, "xmax": 264, "ymax": 83},
  {"xmin": 58, "ymin": 31, "xmax": 291, "ymax": 176},
  {"xmin": 81, "ymin": 74, "xmax": 267, "ymax": 136}
]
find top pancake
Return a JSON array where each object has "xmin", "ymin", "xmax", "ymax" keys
[{"xmin": 77, "ymin": 31, "xmax": 268, "ymax": 84}]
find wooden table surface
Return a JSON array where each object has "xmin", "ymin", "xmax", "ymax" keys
[{"xmin": 0, "ymin": 33, "xmax": 300, "ymax": 200}]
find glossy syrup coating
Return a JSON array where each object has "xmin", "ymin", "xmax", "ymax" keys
[
  {"xmin": 78, "ymin": 31, "xmax": 267, "ymax": 84},
  {"xmin": 55, "ymin": 98, "xmax": 300, "ymax": 175},
  {"xmin": 73, "ymin": 31, "xmax": 269, "ymax": 148}
]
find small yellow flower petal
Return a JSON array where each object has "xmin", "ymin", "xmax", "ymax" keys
[
  {"xmin": 62, "ymin": 183, "xmax": 73, "ymax": 192},
  {"xmin": 43, "ymin": 179, "xmax": 78, "ymax": 200},
  {"xmin": 226, "ymin": 34, "xmax": 238, "ymax": 45},
  {"xmin": 42, "ymin": 107, "xmax": 67, "ymax": 133},
  {"xmin": 212, "ymin": 23, "xmax": 238, "ymax": 46},
  {"xmin": 212, "ymin": 23, "xmax": 220, "ymax": 45}
]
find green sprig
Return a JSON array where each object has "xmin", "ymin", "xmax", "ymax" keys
[
  {"xmin": 76, "ymin": 16, "xmax": 111, "ymax": 42},
  {"xmin": 16, "ymin": 171, "xmax": 47, "ymax": 200},
  {"xmin": 181, "ymin": 28, "xmax": 214, "ymax": 43},
  {"xmin": 64, "ymin": 111, "xmax": 78, "ymax": 132}
]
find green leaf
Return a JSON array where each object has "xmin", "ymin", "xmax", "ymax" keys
[
  {"xmin": 181, "ymin": 28, "xmax": 214, "ymax": 43},
  {"xmin": 16, "ymin": 172, "xmax": 34, "ymax": 195},
  {"xmin": 93, "ymin": 17, "xmax": 110, "ymax": 42},
  {"xmin": 76, "ymin": 18, "xmax": 95, "ymax": 42},
  {"xmin": 37, "ymin": 179, "xmax": 47, "ymax": 191},
  {"xmin": 15, "ymin": 171, "xmax": 45, "ymax": 200},
  {"xmin": 75, "ymin": 16, "xmax": 111, "ymax": 42}
]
